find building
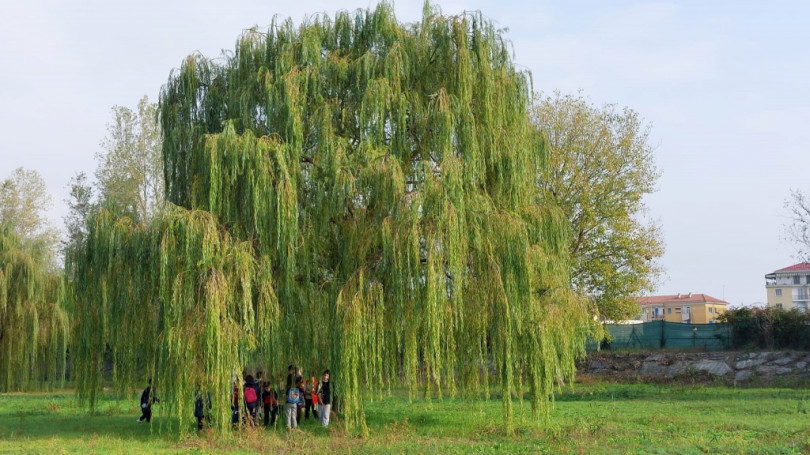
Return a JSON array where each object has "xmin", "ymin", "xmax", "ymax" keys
[
  {"xmin": 765, "ymin": 262, "xmax": 810, "ymax": 311},
  {"xmin": 638, "ymin": 293, "xmax": 728, "ymax": 324}
]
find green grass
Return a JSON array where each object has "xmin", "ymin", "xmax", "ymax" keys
[{"xmin": 2, "ymin": 382, "xmax": 810, "ymax": 454}]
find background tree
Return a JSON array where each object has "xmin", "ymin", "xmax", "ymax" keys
[
  {"xmin": 784, "ymin": 189, "xmax": 810, "ymax": 261},
  {"xmin": 533, "ymin": 91, "xmax": 664, "ymax": 321},
  {"xmin": 62, "ymin": 172, "xmax": 94, "ymax": 258},
  {"xmin": 0, "ymin": 168, "xmax": 59, "ymax": 253},
  {"xmin": 72, "ymin": 3, "xmax": 598, "ymax": 434},
  {"xmin": 95, "ymin": 95, "xmax": 163, "ymax": 222},
  {"xmin": 0, "ymin": 169, "xmax": 68, "ymax": 392}
]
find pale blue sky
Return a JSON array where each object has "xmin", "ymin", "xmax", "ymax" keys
[{"xmin": 1, "ymin": 1, "xmax": 807, "ymax": 307}]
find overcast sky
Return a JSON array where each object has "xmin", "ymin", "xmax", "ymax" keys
[{"xmin": 1, "ymin": 0, "xmax": 807, "ymax": 307}]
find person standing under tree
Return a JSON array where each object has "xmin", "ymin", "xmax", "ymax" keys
[
  {"xmin": 138, "ymin": 378, "xmax": 158, "ymax": 423},
  {"xmin": 317, "ymin": 370, "xmax": 331, "ymax": 427},
  {"xmin": 243, "ymin": 374, "xmax": 260, "ymax": 425},
  {"xmin": 262, "ymin": 381, "xmax": 278, "ymax": 426},
  {"xmin": 295, "ymin": 374, "xmax": 305, "ymax": 424},
  {"xmin": 285, "ymin": 376, "xmax": 303, "ymax": 429},
  {"xmin": 304, "ymin": 376, "xmax": 317, "ymax": 420},
  {"xmin": 194, "ymin": 390, "xmax": 211, "ymax": 430}
]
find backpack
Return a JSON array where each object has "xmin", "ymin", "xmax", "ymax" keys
[
  {"xmin": 244, "ymin": 386, "xmax": 258, "ymax": 404},
  {"xmin": 286, "ymin": 387, "xmax": 300, "ymax": 404}
]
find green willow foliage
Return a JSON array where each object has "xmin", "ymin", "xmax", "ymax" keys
[
  {"xmin": 71, "ymin": 207, "xmax": 277, "ymax": 432},
  {"xmin": 0, "ymin": 224, "xmax": 68, "ymax": 392},
  {"xmin": 72, "ymin": 2, "xmax": 597, "ymax": 434}
]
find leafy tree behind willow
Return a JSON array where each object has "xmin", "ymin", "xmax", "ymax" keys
[
  {"xmin": 0, "ymin": 168, "xmax": 59, "ymax": 254},
  {"xmin": 95, "ymin": 95, "xmax": 163, "ymax": 222},
  {"xmin": 0, "ymin": 168, "xmax": 68, "ymax": 392},
  {"xmin": 533, "ymin": 92, "xmax": 663, "ymax": 321},
  {"xmin": 72, "ymin": 3, "xmax": 597, "ymax": 433}
]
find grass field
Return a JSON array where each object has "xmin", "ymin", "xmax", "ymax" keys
[{"xmin": 2, "ymin": 381, "xmax": 810, "ymax": 454}]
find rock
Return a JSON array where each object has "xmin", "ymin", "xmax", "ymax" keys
[
  {"xmin": 735, "ymin": 370, "xmax": 753, "ymax": 381},
  {"xmin": 668, "ymin": 361, "xmax": 691, "ymax": 377},
  {"xmin": 758, "ymin": 365, "xmax": 793, "ymax": 375},
  {"xmin": 590, "ymin": 360, "xmax": 609, "ymax": 370},
  {"xmin": 694, "ymin": 360, "xmax": 733, "ymax": 376},
  {"xmin": 645, "ymin": 354, "xmax": 666, "ymax": 362},
  {"xmin": 735, "ymin": 359, "xmax": 765, "ymax": 369},
  {"xmin": 796, "ymin": 361, "xmax": 807, "ymax": 370},
  {"xmin": 772, "ymin": 356, "xmax": 794, "ymax": 366},
  {"xmin": 641, "ymin": 362, "xmax": 668, "ymax": 376}
]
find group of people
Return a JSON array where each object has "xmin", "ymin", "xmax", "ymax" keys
[
  {"xmin": 230, "ymin": 365, "xmax": 332, "ymax": 431},
  {"xmin": 139, "ymin": 366, "xmax": 332, "ymax": 431},
  {"xmin": 279, "ymin": 365, "xmax": 331, "ymax": 430}
]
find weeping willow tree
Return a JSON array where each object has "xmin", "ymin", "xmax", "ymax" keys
[
  {"xmin": 0, "ymin": 224, "xmax": 69, "ymax": 392},
  {"xmin": 70, "ymin": 207, "xmax": 277, "ymax": 432},
  {"xmin": 72, "ymin": 2, "xmax": 598, "ymax": 434}
]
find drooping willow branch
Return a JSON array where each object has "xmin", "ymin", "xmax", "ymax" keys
[{"xmin": 0, "ymin": 224, "xmax": 68, "ymax": 392}]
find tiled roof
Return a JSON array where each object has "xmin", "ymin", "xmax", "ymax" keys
[
  {"xmin": 774, "ymin": 262, "xmax": 810, "ymax": 273},
  {"xmin": 637, "ymin": 294, "xmax": 728, "ymax": 305}
]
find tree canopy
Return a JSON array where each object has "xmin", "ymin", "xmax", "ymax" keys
[
  {"xmin": 533, "ymin": 92, "xmax": 663, "ymax": 320},
  {"xmin": 95, "ymin": 96, "xmax": 163, "ymax": 222},
  {"xmin": 0, "ymin": 169, "xmax": 68, "ymax": 392},
  {"xmin": 0, "ymin": 168, "xmax": 59, "ymax": 254},
  {"xmin": 71, "ymin": 2, "xmax": 597, "ymax": 433}
]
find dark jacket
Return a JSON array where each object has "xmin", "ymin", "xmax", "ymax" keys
[
  {"xmin": 318, "ymin": 381, "xmax": 331, "ymax": 405},
  {"xmin": 140, "ymin": 386, "xmax": 152, "ymax": 409}
]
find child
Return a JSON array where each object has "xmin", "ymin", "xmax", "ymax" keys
[
  {"xmin": 262, "ymin": 381, "xmax": 278, "ymax": 426},
  {"xmin": 243, "ymin": 374, "xmax": 260, "ymax": 425},
  {"xmin": 317, "ymin": 370, "xmax": 331, "ymax": 427},
  {"xmin": 231, "ymin": 382, "xmax": 240, "ymax": 425},
  {"xmin": 312, "ymin": 377, "xmax": 319, "ymax": 418},
  {"xmin": 138, "ymin": 378, "xmax": 158, "ymax": 423},
  {"xmin": 194, "ymin": 391, "xmax": 211, "ymax": 430},
  {"xmin": 285, "ymin": 376, "xmax": 303, "ymax": 429},
  {"xmin": 304, "ymin": 376, "xmax": 317, "ymax": 419},
  {"xmin": 295, "ymin": 375, "xmax": 305, "ymax": 423}
]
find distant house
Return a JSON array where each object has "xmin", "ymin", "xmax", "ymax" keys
[
  {"xmin": 765, "ymin": 262, "xmax": 810, "ymax": 311},
  {"xmin": 638, "ymin": 293, "xmax": 728, "ymax": 324}
]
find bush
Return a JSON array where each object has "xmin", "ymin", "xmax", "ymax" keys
[{"xmin": 717, "ymin": 307, "xmax": 810, "ymax": 350}]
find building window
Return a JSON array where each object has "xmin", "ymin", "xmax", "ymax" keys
[
  {"xmin": 708, "ymin": 307, "xmax": 713, "ymax": 314},
  {"xmin": 675, "ymin": 308, "xmax": 681, "ymax": 313},
  {"xmin": 806, "ymin": 275, "xmax": 810, "ymax": 284},
  {"xmin": 776, "ymin": 289, "xmax": 782, "ymax": 296},
  {"xmin": 776, "ymin": 303, "xmax": 783, "ymax": 309},
  {"xmin": 794, "ymin": 276, "xmax": 801, "ymax": 285},
  {"xmin": 667, "ymin": 308, "xmax": 671, "ymax": 314}
]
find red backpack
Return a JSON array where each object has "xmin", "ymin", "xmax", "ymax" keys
[{"xmin": 244, "ymin": 386, "xmax": 258, "ymax": 404}]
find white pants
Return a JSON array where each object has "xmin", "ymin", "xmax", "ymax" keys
[
  {"xmin": 319, "ymin": 403, "xmax": 331, "ymax": 427},
  {"xmin": 285, "ymin": 403, "xmax": 298, "ymax": 428}
]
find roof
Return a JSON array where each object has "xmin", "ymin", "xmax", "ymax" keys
[
  {"xmin": 773, "ymin": 262, "xmax": 810, "ymax": 273},
  {"xmin": 637, "ymin": 293, "xmax": 728, "ymax": 306}
]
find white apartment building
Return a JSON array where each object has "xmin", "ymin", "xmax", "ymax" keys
[{"xmin": 765, "ymin": 262, "xmax": 810, "ymax": 311}]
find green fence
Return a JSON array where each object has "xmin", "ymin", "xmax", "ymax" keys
[{"xmin": 588, "ymin": 321, "xmax": 732, "ymax": 351}]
